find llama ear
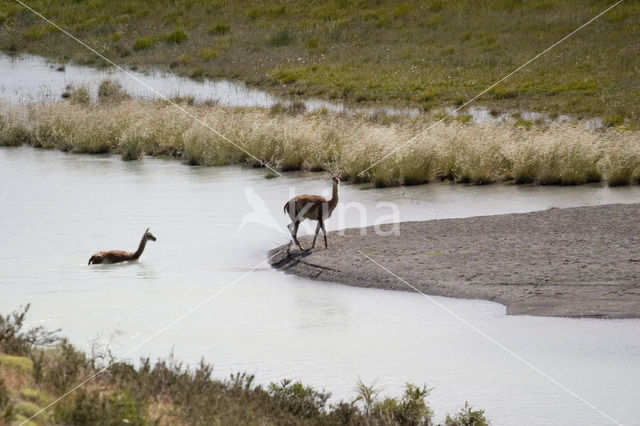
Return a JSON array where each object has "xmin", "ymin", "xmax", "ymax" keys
[{"xmin": 146, "ymin": 228, "xmax": 149, "ymax": 233}]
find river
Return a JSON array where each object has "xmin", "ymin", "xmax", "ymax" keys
[{"xmin": 1, "ymin": 146, "xmax": 639, "ymax": 425}]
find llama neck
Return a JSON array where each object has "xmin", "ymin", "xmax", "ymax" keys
[
  {"xmin": 133, "ymin": 237, "xmax": 147, "ymax": 259},
  {"xmin": 328, "ymin": 182, "xmax": 339, "ymax": 213}
]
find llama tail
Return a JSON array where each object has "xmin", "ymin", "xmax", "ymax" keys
[
  {"xmin": 283, "ymin": 201, "xmax": 289, "ymax": 215},
  {"xmin": 88, "ymin": 256, "xmax": 94, "ymax": 265}
]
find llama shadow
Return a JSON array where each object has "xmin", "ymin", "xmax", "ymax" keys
[{"xmin": 268, "ymin": 242, "xmax": 314, "ymax": 270}]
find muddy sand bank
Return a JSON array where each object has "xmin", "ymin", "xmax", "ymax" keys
[{"xmin": 270, "ymin": 203, "xmax": 640, "ymax": 318}]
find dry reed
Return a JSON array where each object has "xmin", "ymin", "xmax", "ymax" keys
[{"xmin": 1, "ymin": 99, "xmax": 638, "ymax": 187}]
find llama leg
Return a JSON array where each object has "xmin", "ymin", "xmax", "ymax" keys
[
  {"xmin": 320, "ymin": 220, "xmax": 328, "ymax": 248},
  {"xmin": 311, "ymin": 221, "xmax": 321, "ymax": 248},
  {"xmin": 292, "ymin": 221, "xmax": 303, "ymax": 250}
]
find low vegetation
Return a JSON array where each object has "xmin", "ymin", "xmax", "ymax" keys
[
  {"xmin": 0, "ymin": 305, "xmax": 488, "ymax": 425},
  {"xmin": 0, "ymin": 0, "xmax": 638, "ymax": 125},
  {"xmin": 1, "ymin": 88, "xmax": 639, "ymax": 187}
]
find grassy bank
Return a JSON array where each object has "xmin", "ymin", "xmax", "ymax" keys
[
  {"xmin": 0, "ymin": 305, "xmax": 488, "ymax": 425},
  {"xmin": 0, "ymin": 0, "xmax": 638, "ymax": 125},
  {"xmin": 1, "ymin": 86, "xmax": 640, "ymax": 187}
]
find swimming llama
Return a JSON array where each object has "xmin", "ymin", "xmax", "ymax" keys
[{"xmin": 88, "ymin": 228, "xmax": 157, "ymax": 265}]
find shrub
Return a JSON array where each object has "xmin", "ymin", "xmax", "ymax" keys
[
  {"xmin": 375, "ymin": 384, "xmax": 433, "ymax": 426},
  {"xmin": 38, "ymin": 341, "xmax": 88, "ymax": 392},
  {"xmin": 268, "ymin": 379, "xmax": 330, "ymax": 419},
  {"xmin": 445, "ymin": 402, "xmax": 489, "ymax": 426},
  {"xmin": 54, "ymin": 389, "xmax": 147, "ymax": 426},
  {"xmin": 0, "ymin": 378, "xmax": 12, "ymax": 422},
  {"xmin": 0, "ymin": 305, "xmax": 488, "ymax": 425},
  {"xmin": 353, "ymin": 378, "xmax": 381, "ymax": 417},
  {"xmin": 0, "ymin": 304, "xmax": 60, "ymax": 357}
]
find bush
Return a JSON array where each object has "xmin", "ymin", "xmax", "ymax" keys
[
  {"xmin": 375, "ymin": 384, "xmax": 433, "ymax": 426},
  {"xmin": 0, "ymin": 304, "xmax": 60, "ymax": 357},
  {"xmin": 0, "ymin": 304, "xmax": 487, "ymax": 425},
  {"xmin": 37, "ymin": 341, "xmax": 88, "ymax": 392},
  {"xmin": 268, "ymin": 379, "xmax": 330, "ymax": 419},
  {"xmin": 445, "ymin": 402, "xmax": 489, "ymax": 426},
  {"xmin": 0, "ymin": 378, "xmax": 12, "ymax": 422},
  {"xmin": 55, "ymin": 389, "xmax": 147, "ymax": 426}
]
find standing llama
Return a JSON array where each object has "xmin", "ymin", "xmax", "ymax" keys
[{"xmin": 283, "ymin": 171, "xmax": 341, "ymax": 250}]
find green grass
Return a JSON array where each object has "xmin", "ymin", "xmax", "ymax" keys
[
  {"xmin": 0, "ymin": 354, "xmax": 33, "ymax": 375},
  {"xmin": 19, "ymin": 387, "xmax": 50, "ymax": 406},
  {"xmin": 133, "ymin": 36, "xmax": 155, "ymax": 50},
  {"xmin": 13, "ymin": 400, "xmax": 43, "ymax": 419},
  {"xmin": 0, "ymin": 0, "xmax": 638, "ymax": 124},
  {"xmin": 161, "ymin": 28, "xmax": 189, "ymax": 44},
  {"xmin": 208, "ymin": 23, "xmax": 230, "ymax": 35}
]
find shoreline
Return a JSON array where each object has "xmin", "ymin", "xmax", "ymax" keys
[{"xmin": 270, "ymin": 203, "xmax": 640, "ymax": 319}]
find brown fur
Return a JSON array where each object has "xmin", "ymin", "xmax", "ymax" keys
[
  {"xmin": 88, "ymin": 228, "xmax": 156, "ymax": 265},
  {"xmin": 283, "ymin": 173, "xmax": 340, "ymax": 250}
]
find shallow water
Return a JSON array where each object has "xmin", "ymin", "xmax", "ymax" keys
[
  {"xmin": 0, "ymin": 53, "xmax": 588, "ymax": 126},
  {"xmin": 1, "ymin": 147, "xmax": 639, "ymax": 425},
  {"xmin": 0, "ymin": 53, "xmax": 416, "ymax": 116}
]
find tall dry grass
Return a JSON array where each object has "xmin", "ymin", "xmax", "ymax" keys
[{"xmin": 1, "ymin": 99, "xmax": 639, "ymax": 187}]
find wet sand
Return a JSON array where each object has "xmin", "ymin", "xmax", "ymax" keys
[{"xmin": 270, "ymin": 203, "xmax": 640, "ymax": 318}]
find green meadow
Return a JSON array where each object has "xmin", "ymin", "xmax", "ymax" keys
[{"xmin": 0, "ymin": 0, "xmax": 638, "ymax": 125}]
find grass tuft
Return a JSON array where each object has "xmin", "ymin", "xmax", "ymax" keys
[
  {"xmin": 268, "ymin": 29, "xmax": 293, "ymax": 47},
  {"xmin": 208, "ymin": 23, "xmax": 230, "ymax": 35},
  {"xmin": 162, "ymin": 29, "xmax": 189, "ymax": 44},
  {"xmin": 133, "ymin": 36, "xmax": 156, "ymax": 50},
  {"xmin": 98, "ymin": 80, "xmax": 129, "ymax": 103}
]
